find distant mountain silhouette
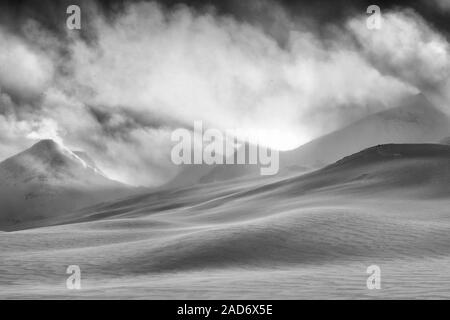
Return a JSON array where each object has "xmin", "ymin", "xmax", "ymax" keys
[
  {"xmin": 281, "ymin": 93, "xmax": 450, "ymax": 168},
  {"xmin": 0, "ymin": 139, "xmax": 132, "ymax": 230},
  {"xmin": 168, "ymin": 93, "xmax": 450, "ymax": 187}
]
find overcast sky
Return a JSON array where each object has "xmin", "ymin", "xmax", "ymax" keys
[{"xmin": 0, "ymin": 0, "xmax": 449, "ymax": 186}]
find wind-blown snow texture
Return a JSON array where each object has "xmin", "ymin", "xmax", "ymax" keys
[{"xmin": 1, "ymin": 143, "xmax": 450, "ymax": 299}]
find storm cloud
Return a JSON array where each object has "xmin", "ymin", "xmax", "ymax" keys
[{"xmin": 0, "ymin": 0, "xmax": 449, "ymax": 186}]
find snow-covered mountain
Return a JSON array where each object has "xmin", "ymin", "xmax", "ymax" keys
[
  {"xmin": 281, "ymin": 93, "xmax": 450, "ymax": 168},
  {"xmin": 168, "ymin": 93, "xmax": 450, "ymax": 187},
  {"xmin": 0, "ymin": 139, "xmax": 133, "ymax": 230}
]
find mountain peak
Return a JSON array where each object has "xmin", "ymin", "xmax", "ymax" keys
[
  {"xmin": 27, "ymin": 139, "xmax": 62, "ymax": 156},
  {"xmin": 33, "ymin": 139, "xmax": 58, "ymax": 146},
  {"xmin": 22, "ymin": 139, "xmax": 81, "ymax": 169},
  {"xmin": 0, "ymin": 139, "xmax": 112, "ymax": 184},
  {"xmin": 374, "ymin": 93, "xmax": 447, "ymax": 126},
  {"xmin": 0, "ymin": 141, "xmax": 132, "ymax": 230},
  {"xmin": 403, "ymin": 93, "xmax": 437, "ymax": 111},
  {"xmin": 26, "ymin": 140, "xmax": 98, "ymax": 170}
]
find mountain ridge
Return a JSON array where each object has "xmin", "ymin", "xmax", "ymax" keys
[
  {"xmin": 0, "ymin": 139, "xmax": 133, "ymax": 230},
  {"xmin": 168, "ymin": 93, "xmax": 450, "ymax": 187}
]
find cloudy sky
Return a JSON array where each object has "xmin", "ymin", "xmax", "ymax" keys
[{"xmin": 0, "ymin": 0, "xmax": 449, "ymax": 186}]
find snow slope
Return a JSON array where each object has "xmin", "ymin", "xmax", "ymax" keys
[
  {"xmin": 2, "ymin": 143, "xmax": 449, "ymax": 299},
  {"xmin": 0, "ymin": 140, "xmax": 133, "ymax": 230}
]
